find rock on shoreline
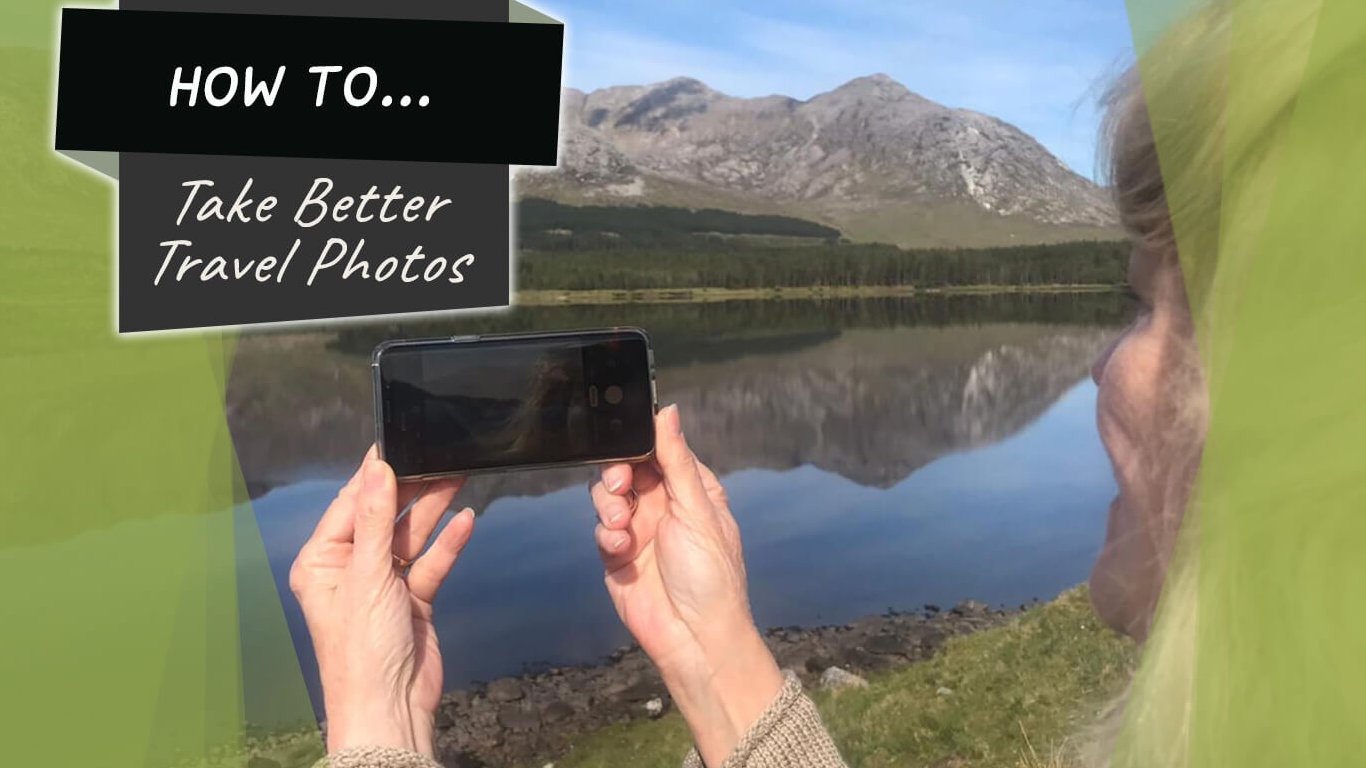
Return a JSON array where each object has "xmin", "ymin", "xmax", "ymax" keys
[{"xmin": 432, "ymin": 600, "xmax": 1017, "ymax": 767}]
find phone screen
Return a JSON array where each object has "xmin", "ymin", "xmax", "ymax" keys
[{"xmin": 375, "ymin": 330, "xmax": 656, "ymax": 478}]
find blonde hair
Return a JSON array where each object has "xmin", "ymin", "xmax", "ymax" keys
[{"xmin": 1089, "ymin": 2, "xmax": 1326, "ymax": 767}]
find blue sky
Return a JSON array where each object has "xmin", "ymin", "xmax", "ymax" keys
[{"xmin": 532, "ymin": 0, "xmax": 1136, "ymax": 179}]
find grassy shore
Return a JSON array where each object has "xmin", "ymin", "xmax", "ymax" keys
[
  {"xmin": 516, "ymin": 284, "xmax": 1125, "ymax": 306},
  {"xmin": 540, "ymin": 587, "xmax": 1136, "ymax": 768}
]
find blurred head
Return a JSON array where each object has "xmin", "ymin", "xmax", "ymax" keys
[
  {"xmin": 1087, "ymin": 66, "xmax": 1208, "ymax": 642},
  {"xmin": 1069, "ymin": 4, "xmax": 1341, "ymax": 767},
  {"xmin": 1086, "ymin": 0, "xmax": 1319, "ymax": 646}
]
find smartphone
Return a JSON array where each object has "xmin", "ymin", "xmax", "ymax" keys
[{"xmin": 372, "ymin": 328, "xmax": 658, "ymax": 480}]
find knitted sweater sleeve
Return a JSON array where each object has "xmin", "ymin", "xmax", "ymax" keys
[
  {"xmin": 314, "ymin": 746, "xmax": 444, "ymax": 768},
  {"xmin": 681, "ymin": 671, "xmax": 848, "ymax": 768}
]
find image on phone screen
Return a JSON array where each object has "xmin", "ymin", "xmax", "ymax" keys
[{"xmin": 376, "ymin": 330, "xmax": 655, "ymax": 477}]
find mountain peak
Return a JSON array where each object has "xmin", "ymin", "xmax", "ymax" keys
[
  {"xmin": 830, "ymin": 73, "xmax": 918, "ymax": 100},
  {"xmin": 599, "ymin": 77, "xmax": 719, "ymax": 130},
  {"xmin": 650, "ymin": 76, "xmax": 710, "ymax": 93},
  {"xmin": 849, "ymin": 72, "xmax": 899, "ymax": 87},
  {"xmin": 524, "ymin": 74, "xmax": 1119, "ymax": 246}
]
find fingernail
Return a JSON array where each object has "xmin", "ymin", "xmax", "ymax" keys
[
  {"xmin": 606, "ymin": 474, "xmax": 623, "ymax": 493},
  {"xmin": 363, "ymin": 461, "xmax": 388, "ymax": 490},
  {"xmin": 664, "ymin": 404, "xmax": 683, "ymax": 435},
  {"xmin": 608, "ymin": 507, "xmax": 624, "ymax": 526},
  {"xmin": 611, "ymin": 533, "xmax": 629, "ymax": 551}
]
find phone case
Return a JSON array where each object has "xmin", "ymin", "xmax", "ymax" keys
[{"xmin": 371, "ymin": 326, "xmax": 658, "ymax": 481}]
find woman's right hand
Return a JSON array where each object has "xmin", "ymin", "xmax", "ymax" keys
[{"xmin": 590, "ymin": 404, "xmax": 784, "ymax": 768}]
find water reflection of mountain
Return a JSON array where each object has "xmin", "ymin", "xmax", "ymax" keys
[
  {"xmin": 228, "ymin": 317, "xmax": 1118, "ymax": 509},
  {"xmin": 665, "ymin": 325, "xmax": 1113, "ymax": 487}
]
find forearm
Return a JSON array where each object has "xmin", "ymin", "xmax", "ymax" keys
[
  {"xmin": 316, "ymin": 698, "xmax": 438, "ymax": 768},
  {"xmin": 659, "ymin": 619, "xmax": 786, "ymax": 768},
  {"xmin": 680, "ymin": 672, "xmax": 848, "ymax": 768},
  {"xmin": 322, "ymin": 686, "xmax": 425, "ymax": 756}
]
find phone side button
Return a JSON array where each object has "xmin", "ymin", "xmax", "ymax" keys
[{"xmin": 450, "ymin": 335, "xmax": 480, "ymax": 342}]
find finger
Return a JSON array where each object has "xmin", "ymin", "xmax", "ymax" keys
[
  {"xmin": 595, "ymin": 522, "xmax": 636, "ymax": 572},
  {"xmin": 600, "ymin": 464, "xmax": 634, "ymax": 496},
  {"xmin": 309, "ymin": 446, "xmax": 378, "ymax": 544},
  {"xmin": 353, "ymin": 458, "xmax": 400, "ymax": 573},
  {"xmin": 631, "ymin": 460, "xmax": 664, "ymax": 495},
  {"xmin": 396, "ymin": 471, "xmax": 452, "ymax": 512},
  {"xmin": 591, "ymin": 479, "xmax": 636, "ymax": 530},
  {"xmin": 652, "ymin": 404, "xmax": 714, "ymax": 522},
  {"xmin": 394, "ymin": 478, "xmax": 464, "ymax": 561},
  {"xmin": 407, "ymin": 508, "xmax": 476, "ymax": 604},
  {"xmin": 695, "ymin": 461, "xmax": 730, "ymax": 510}
]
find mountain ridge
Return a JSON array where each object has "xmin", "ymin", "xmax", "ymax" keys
[{"xmin": 516, "ymin": 74, "xmax": 1120, "ymax": 248}]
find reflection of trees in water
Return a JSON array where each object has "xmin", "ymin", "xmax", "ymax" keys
[
  {"xmin": 329, "ymin": 292, "xmax": 1134, "ymax": 366},
  {"xmin": 229, "ymin": 295, "xmax": 1132, "ymax": 502}
]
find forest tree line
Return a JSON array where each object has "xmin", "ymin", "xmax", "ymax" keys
[
  {"xmin": 517, "ymin": 239, "xmax": 1131, "ymax": 290},
  {"xmin": 515, "ymin": 198, "xmax": 1129, "ymax": 290},
  {"xmin": 518, "ymin": 198, "xmax": 842, "ymax": 247}
]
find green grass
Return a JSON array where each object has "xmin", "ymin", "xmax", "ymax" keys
[
  {"xmin": 546, "ymin": 588, "xmax": 1136, "ymax": 768},
  {"xmin": 830, "ymin": 199, "xmax": 1124, "ymax": 250}
]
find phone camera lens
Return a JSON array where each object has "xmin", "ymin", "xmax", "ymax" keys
[{"xmin": 604, "ymin": 385, "xmax": 624, "ymax": 405}]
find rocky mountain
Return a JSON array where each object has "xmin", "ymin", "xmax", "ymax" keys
[{"xmin": 515, "ymin": 75, "xmax": 1119, "ymax": 248}]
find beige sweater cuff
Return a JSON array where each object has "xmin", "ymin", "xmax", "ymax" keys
[
  {"xmin": 682, "ymin": 671, "xmax": 847, "ymax": 768},
  {"xmin": 314, "ymin": 745, "xmax": 444, "ymax": 768}
]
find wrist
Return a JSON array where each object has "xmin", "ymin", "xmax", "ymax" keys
[
  {"xmin": 661, "ymin": 619, "xmax": 784, "ymax": 768},
  {"xmin": 326, "ymin": 694, "xmax": 418, "ymax": 754},
  {"xmin": 410, "ymin": 708, "xmax": 437, "ymax": 758}
]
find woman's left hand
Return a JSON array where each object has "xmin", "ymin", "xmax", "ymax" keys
[{"xmin": 290, "ymin": 447, "xmax": 475, "ymax": 757}]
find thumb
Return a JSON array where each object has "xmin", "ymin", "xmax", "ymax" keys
[
  {"xmin": 354, "ymin": 459, "xmax": 399, "ymax": 573},
  {"xmin": 653, "ymin": 405, "xmax": 714, "ymax": 523}
]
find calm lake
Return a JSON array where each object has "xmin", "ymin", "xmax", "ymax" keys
[{"xmin": 230, "ymin": 293, "xmax": 1132, "ymax": 700}]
